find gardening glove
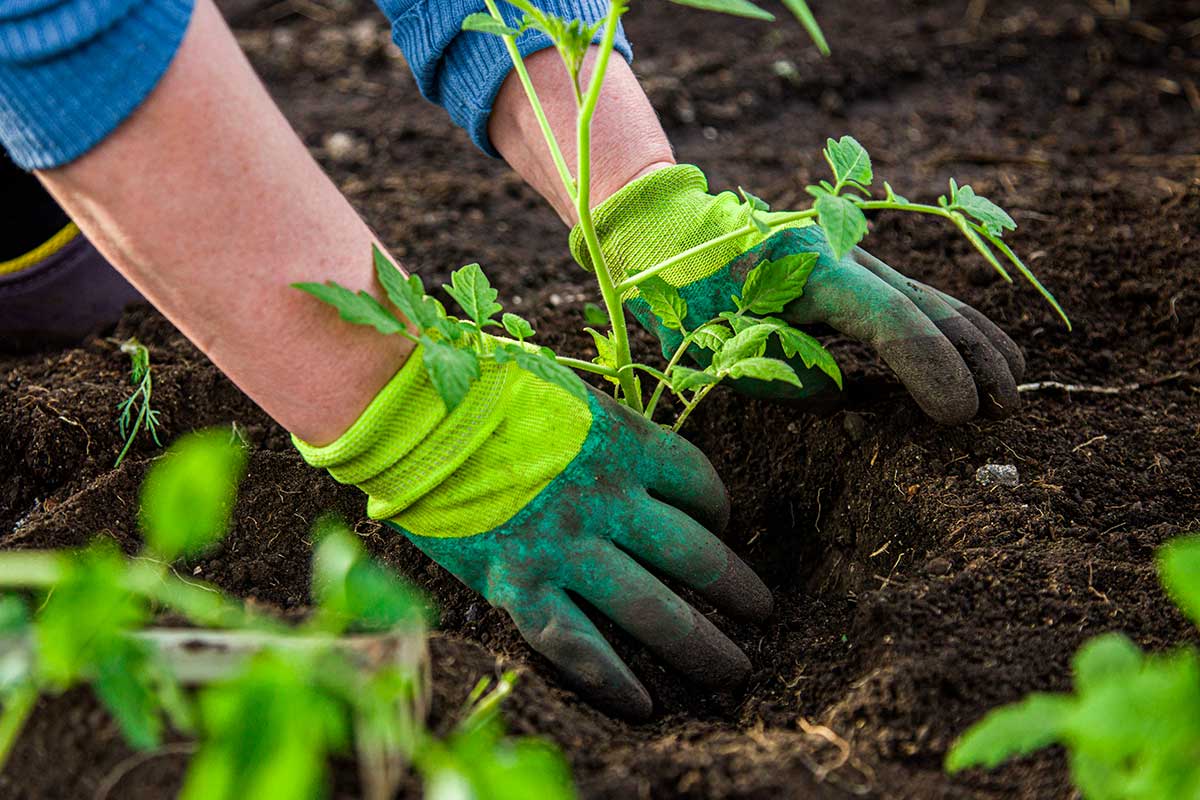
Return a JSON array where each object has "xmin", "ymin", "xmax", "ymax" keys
[
  {"xmin": 295, "ymin": 336, "xmax": 771, "ymax": 719},
  {"xmin": 570, "ymin": 165, "xmax": 1027, "ymax": 423}
]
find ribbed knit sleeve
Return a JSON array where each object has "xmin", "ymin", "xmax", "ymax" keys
[
  {"xmin": 0, "ymin": 0, "xmax": 195, "ymax": 170},
  {"xmin": 376, "ymin": 0, "xmax": 632, "ymax": 156}
]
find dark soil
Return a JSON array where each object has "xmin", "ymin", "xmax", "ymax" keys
[{"xmin": 2, "ymin": 0, "xmax": 1198, "ymax": 797}]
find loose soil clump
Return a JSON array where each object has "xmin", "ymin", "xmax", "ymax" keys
[{"xmin": 1, "ymin": 1, "xmax": 1197, "ymax": 797}]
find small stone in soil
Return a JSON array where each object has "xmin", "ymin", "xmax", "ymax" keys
[{"xmin": 975, "ymin": 463, "xmax": 1020, "ymax": 488}]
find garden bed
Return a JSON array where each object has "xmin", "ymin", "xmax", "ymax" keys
[{"xmin": 1, "ymin": 0, "xmax": 1197, "ymax": 796}]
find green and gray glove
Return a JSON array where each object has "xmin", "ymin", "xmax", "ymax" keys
[
  {"xmin": 295, "ymin": 336, "xmax": 770, "ymax": 719},
  {"xmin": 570, "ymin": 165, "xmax": 1026, "ymax": 423}
]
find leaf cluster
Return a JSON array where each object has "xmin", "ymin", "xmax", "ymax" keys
[
  {"xmin": 946, "ymin": 535, "xmax": 1200, "ymax": 799},
  {"xmin": 0, "ymin": 431, "xmax": 569, "ymax": 800},
  {"xmin": 295, "ymin": 247, "xmax": 585, "ymax": 411}
]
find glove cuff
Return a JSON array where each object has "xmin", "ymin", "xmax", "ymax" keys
[
  {"xmin": 568, "ymin": 164, "xmax": 757, "ymax": 297},
  {"xmin": 293, "ymin": 341, "xmax": 516, "ymax": 521}
]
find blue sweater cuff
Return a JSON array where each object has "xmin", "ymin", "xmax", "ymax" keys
[
  {"xmin": 0, "ymin": 0, "xmax": 195, "ymax": 170},
  {"xmin": 380, "ymin": 0, "xmax": 632, "ymax": 157}
]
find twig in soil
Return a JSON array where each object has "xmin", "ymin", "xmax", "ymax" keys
[
  {"xmin": 1019, "ymin": 370, "xmax": 1193, "ymax": 397},
  {"xmin": 1072, "ymin": 434, "xmax": 1108, "ymax": 453}
]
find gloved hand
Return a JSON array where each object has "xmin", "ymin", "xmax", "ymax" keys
[
  {"xmin": 295, "ymin": 336, "xmax": 771, "ymax": 719},
  {"xmin": 570, "ymin": 165, "xmax": 1026, "ymax": 423}
]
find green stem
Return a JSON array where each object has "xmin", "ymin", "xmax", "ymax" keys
[
  {"xmin": 482, "ymin": 0, "xmax": 576, "ymax": 200},
  {"xmin": 574, "ymin": 6, "xmax": 643, "ymax": 413},
  {"xmin": 556, "ymin": 355, "xmax": 617, "ymax": 378},
  {"xmin": 671, "ymin": 381, "xmax": 720, "ymax": 433},
  {"xmin": 457, "ymin": 671, "xmax": 516, "ymax": 734},
  {"xmin": 0, "ymin": 683, "xmax": 37, "ymax": 772},
  {"xmin": 644, "ymin": 333, "xmax": 696, "ymax": 421}
]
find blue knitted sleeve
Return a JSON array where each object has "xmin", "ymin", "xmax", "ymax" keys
[
  {"xmin": 0, "ymin": 0, "xmax": 195, "ymax": 170},
  {"xmin": 375, "ymin": 0, "xmax": 632, "ymax": 156}
]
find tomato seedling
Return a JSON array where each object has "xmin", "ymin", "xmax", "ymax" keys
[
  {"xmin": 113, "ymin": 337, "xmax": 163, "ymax": 467},
  {"xmin": 299, "ymin": 0, "xmax": 1068, "ymax": 430},
  {"xmin": 0, "ymin": 431, "xmax": 573, "ymax": 800}
]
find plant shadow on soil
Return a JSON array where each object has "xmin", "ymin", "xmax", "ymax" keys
[{"xmin": 1, "ymin": 0, "xmax": 1198, "ymax": 797}]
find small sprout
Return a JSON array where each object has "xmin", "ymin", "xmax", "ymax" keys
[
  {"xmin": 113, "ymin": 338, "xmax": 163, "ymax": 468},
  {"xmin": 502, "ymin": 312, "xmax": 535, "ymax": 341}
]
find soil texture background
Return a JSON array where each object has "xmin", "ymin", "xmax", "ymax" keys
[{"xmin": 1, "ymin": 0, "xmax": 1198, "ymax": 797}]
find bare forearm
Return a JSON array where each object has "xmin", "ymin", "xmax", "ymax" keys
[
  {"xmin": 36, "ymin": 0, "xmax": 412, "ymax": 445},
  {"xmin": 489, "ymin": 47, "xmax": 675, "ymax": 225}
]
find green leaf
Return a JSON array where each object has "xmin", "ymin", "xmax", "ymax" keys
[
  {"xmin": 779, "ymin": 0, "xmax": 830, "ymax": 55},
  {"xmin": 35, "ymin": 543, "xmax": 147, "ymax": 688},
  {"xmin": 883, "ymin": 181, "xmax": 909, "ymax": 205},
  {"xmin": 139, "ymin": 430, "xmax": 248, "ymax": 561},
  {"xmin": 712, "ymin": 323, "xmax": 776, "ymax": 372},
  {"xmin": 461, "ymin": 12, "xmax": 519, "ymax": 36},
  {"xmin": 445, "ymin": 263, "xmax": 504, "ymax": 328},
  {"xmin": 1072, "ymin": 634, "xmax": 1144, "ymax": 694},
  {"xmin": 495, "ymin": 345, "xmax": 588, "ymax": 402},
  {"xmin": 738, "ymin": 252, "xmax": 818, "ymax": 314},
  {"xmin": 727, "ymin": 357, "xmax": 803, "ymax": 388},
  {"xmin": 824, "ymin": 136, "xmax": 873, "ymax": 187},
  {"xmin": 420, "ymin": 337, "xmax": 480, "ymax": 411},
  {"xmin": 952, "ymin": 185, "xmax": 1016, "ymax": 236},
  {"xmin": 667, "ymin": 0, "xmax": 774, "ymax": 21},
  {"xmin": 691, "ymin": 323, "xmax": 732, "ymax": 352},
  {"xmin": 738, "ymin": 187, "xmax": 770, "ymax": 212},
  {"xmin": 373, "ymin": 246, "xmax": 442, "ymax": 331},
  {"xmin": 773, "ymin": 325, "xmax": 843, "ymax": 388},
  {"xmin": 501, "ymin": 313, "xmax": 535, "ymax": 341},
  {"xmin": 181, "ymin": 652, "xmax": 350, "ymax": 800},
  {"xmin": 815, "ymin": 194, "xmax": 868, "ymax": 259},
  {"xmin": 1160, "ymin": 536, "xmax": 1200, "ymax": 628},
  {"xmin": 945, "ymin": 694, "xmax": 1074, "ymax": 773},
  {"xmin": 638, "ymin": 277, "xmax": 690, "ymax": 331},
  {"xmin": 93, "ymin": 638, "xmax": 165, "ymax": 750},
  {"xmin": 583, "ymin": 303, "xmax": 609, "ymax": 326},
  {"xmin": 292, "ymin": 282, "xmax": 406, "ymax": 337},
  {"xmin": 670, "ymin": 365, "xmax": 720, "ymax": 393},
  {"xmin": 584, "ymin": 328, "xmax": 619, "ymax": 386},
  {"xmin": 312, "ymin": 517, "xmax": 427, "ymax": 632}
]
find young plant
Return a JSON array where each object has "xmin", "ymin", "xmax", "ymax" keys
[
  {"xmin": 300, "ymin": 1, "xmax": 1068, "ymax": 431},
  {"xmin": 113, "ymin": 337, "xmax": 163, "ymax": 467},
  {"xmin": 945, "ymin": 534, "xmax": 1200, "ymax": 799},
  {"xmin": 0, "ymin": 430, "xmax": 572, "ymax": 800}
]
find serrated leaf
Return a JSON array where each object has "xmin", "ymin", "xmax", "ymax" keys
[
  {"xmin": 670, "ymin": 365, "xmax": 720, "ymax": 393},
  {"xmin": 461, "ymin": 12, "xmax": 519, "ymax": 36},
  {"xmin": 584, "ymin": 328, "xmax": 619, "ymax": 386},
  {"xmin": 738, "ymin": 252, "xmax": 818, "ymax": 314},
  {"xmin": 1072, "ymin": 634, "xmax": 1144, "ymax": 694},
  {"xmin": 140, "ymin": 430, "xmax": 247, "ymax": 561},
  {"xmin": 668, "ymin": 0, "xmax": 774, "ymax": 21},
  {"xmin": 583, "ymin": 303, "xmax": 609, "ymax": 326},
  {"xmin": 501, "ymin": 312, "xmax": 534, "ymax": 341},
  {"xmin": 445, "ymin": 263, "xmax": 503, "ymax": 328},
  {"xmin": 953, "ymin": 185, "xmax": 1016, "ymax": 236},
  {"xmin": 292, "ymin": 282, "xmax": 406, "ymax": 336},
  {"xmin": 638, "ymin": 277, "xmax": 689, "ymax": 332},
  {"xmin": 420, "ymin": 337, "xmax": 480, "ymax": 411},
  {"xmin": 691, "ymin": 323, "xmax": 732, "ymax": 351},
  {"xmin": 945, "ymin": 693, "xmax": 1074, "ymax": 772},
  {"xmin": 495, "ymin": 345, "xmax": 588, "ymax": 401},
  {"xmin": 825, "ymin": 136, "xmax": 873, "ymax": 187},
  {"xmin": 779, "ymin": 0, "xmax": 830, "ymax": 55},
  {"xmin": 815, "ymin": 194, "xmax": 869, "ymax": 259},
  {"xmin": 773, "ymin": 325, "xmax": 843, "ymax": 388},
  {"xmin": 373, "ymin": 246, "xmax": 442, "ymax": 331},
  {"xmin": 1160, "ymin": 536, "xmax": 1200, "ymax": 628},
  {"xmin": 712, "ymin": 323, "xmax": 776, "ymax": 371},
  {"xmin": 727, "ymin": 357, "xmax": 803, "ymax": 388}
]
